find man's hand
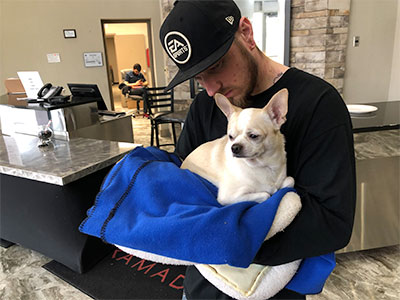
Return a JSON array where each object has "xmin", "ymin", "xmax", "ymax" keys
[{"xmin": 125, "ymin": 80, "xmax": 142, "ymax": 87}]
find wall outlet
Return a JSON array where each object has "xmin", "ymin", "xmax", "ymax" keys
[{"xmin": 353, "ymin": 36, "xmax": 360, "ymax": 47}]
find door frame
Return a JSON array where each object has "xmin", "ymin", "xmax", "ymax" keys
[{"xmin": 101, "ymin": 19, "xmax": 155, "ymax": 110}]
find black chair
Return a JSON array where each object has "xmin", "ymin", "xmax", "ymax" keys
[
  {"xmin": 126, "ymin": 92, "xmax": 147, "ymax": 115},
  {"xmin": 144, "ymin": 87, "xmax": 188, "ymax": 149}
]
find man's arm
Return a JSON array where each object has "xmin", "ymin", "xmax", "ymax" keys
[
  {"xmin": 139, "ymin": 74, "xmax": 148, "ymax": 87},
  {"xmin": 124, "ymin": 80, "xmax": 145, "ymax": 87},
  {"xmin": 254, "ymin": 96, "xmax": 356, "ymax": 266},
  {"xmin": 124, "ymin": 72, "xmax": 147, "ymax": 87}
]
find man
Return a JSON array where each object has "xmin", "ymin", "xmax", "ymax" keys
[
  {"xmin": 160, "ymin": 1, "xmax": 356, "ymax": 299},
  {"xmin": 121, "ymin": 63, "xmax": 149, "ymax": 112},
  {"xmin": 123, "ymin": 63, "xmax": 148, "ymax": 90}
]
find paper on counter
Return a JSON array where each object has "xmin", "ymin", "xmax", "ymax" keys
[{"xmin": 17, "ymin": 71, "xmax": 44, "ymax": 99}]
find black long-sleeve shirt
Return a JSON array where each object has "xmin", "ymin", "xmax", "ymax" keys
[{"xmin": 175, "ymin": 68, "xmax": 356, "ymax": 299}]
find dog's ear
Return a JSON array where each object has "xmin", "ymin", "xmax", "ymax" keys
[
  {"xmin": 264, "ymin": 88, "xmax": 289, "ymax": 129},
  {"xmin": 214, "ymin": 93, "xmax": 240, "ymax": 119}
]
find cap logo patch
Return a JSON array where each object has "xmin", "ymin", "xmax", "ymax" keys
[
  {"xmin": 225, "ymin": 16, "xmax": 234, "ymax": 25},
  {"xmin": 164, "ymin": 31, "xmax": 192, "ymax": 64}
]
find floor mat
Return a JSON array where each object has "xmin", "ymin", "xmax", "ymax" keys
[{"xmin": 43, "ymin": 247, "xmax": 186, "ymax": 299}]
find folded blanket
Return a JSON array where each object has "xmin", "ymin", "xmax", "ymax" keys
[{"xmin": 79, "ymin": 147, "xmax": 335, "ymax": 297}]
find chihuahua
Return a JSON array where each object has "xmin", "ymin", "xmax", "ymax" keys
[{"xmin": 181, "ymin": 88, "xmax": 294, "ymax": 206}]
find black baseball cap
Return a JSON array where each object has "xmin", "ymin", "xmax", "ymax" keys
[{"xmin": 160, "ymin": 0, "xmax": 241, "ymax": 90}]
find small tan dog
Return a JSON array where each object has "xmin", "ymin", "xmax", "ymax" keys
[{"xmin": 181, "ymin": 88, "xmax": 294, "ymax": 206}]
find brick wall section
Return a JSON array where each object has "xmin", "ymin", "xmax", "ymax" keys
[
  {"xmin": 290, "ymin": 0, "xmax": 350, "ymax": 94},
  {"xmin": 161, "ymin": 0, "xmax": 350, "ymax": 97}
]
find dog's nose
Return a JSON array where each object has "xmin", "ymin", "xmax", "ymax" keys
[{"xmin": 231, "ymin": 143, "xmax": 242, "ymax": 155}]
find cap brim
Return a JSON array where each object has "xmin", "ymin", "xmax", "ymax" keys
[{"xmin": 165, "ymin": 34, "xmax": 235, "ymax": 91}]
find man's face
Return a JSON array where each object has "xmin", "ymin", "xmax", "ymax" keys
[
  {"xmin": 133, "ymin": 69, "xmax": 140, "ymax": 75},
  {"xmin": 194, "ymin": 39, "xmax": 258, "ymax": 108}
]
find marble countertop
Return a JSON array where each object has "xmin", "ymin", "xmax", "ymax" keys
[
  {"xmin": 1, "ymin": 128, "xmax": 398, "ymax": 185},
  {"xmin": 354, "ymin": 129, "xmax": 399, "ymax": 160},
  {"xmin": 0, "ymin": 133, "xmax": 139, "ymax": 185}
]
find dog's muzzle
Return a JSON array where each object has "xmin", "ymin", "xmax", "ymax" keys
[{"xmin": 231, "ymin": 143, "xmax": 242, "ymax": 156}]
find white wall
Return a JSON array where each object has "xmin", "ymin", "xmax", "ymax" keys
[
  {"xmin": 0, "ymin": 0, "xmax": 165, "ymax": 108},
  {"xmin": 388, "ymin": 1, "xmax": 400, "ymax": 101},
  {"xmin": 114, "ymin": 35, "xmax": 147, "ymax": 82},
  {"xmin": 343, "ymin": 0, "xmax": 399, "ymax": 103}
]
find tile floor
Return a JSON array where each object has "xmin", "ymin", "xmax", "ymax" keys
[
  {"xmin": 1, "ymin": 88, "xmax": 399, "ymax": 299},
  {"xmin": 1, "ymin": 243, "xmax": 398, "ymax": 299}
]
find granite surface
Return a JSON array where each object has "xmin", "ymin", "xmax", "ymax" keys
[
  {"xmin": 0, "ymin": 133, "xmax": 139, "ymax": 185},
  {"xmin": 354, "ymin": 129, "xmax": 400, "ymax": 160}
]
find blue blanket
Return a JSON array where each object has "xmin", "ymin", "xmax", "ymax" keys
[{"xmin": 79, "ymin": 146, "xmax": 335, "ymax": 294}]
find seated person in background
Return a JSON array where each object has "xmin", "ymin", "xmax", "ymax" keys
[
  {"xmin": 121, "ymin": 63, "xmax": 149, "ymax": 112},
  {"xmin": 121, "ymin": 63, "xmax": 148, "ymax": 96}
]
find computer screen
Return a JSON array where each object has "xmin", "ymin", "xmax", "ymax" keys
[{"xmin": 67, "ymin": 83, "xmax": 107, "ymax": 110}]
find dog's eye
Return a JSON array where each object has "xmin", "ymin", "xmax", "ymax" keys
[
  {"xmin": 228, "ymin": 134, "xmax": 234, "ymax": 140},
  {"xmin": 248, "ymin": 133, "xmax": 259, "ymax": 139}
]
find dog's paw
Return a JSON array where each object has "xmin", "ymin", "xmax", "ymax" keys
[
  {"xmin": 281, "ymin": 176, "xmax": 295, "ymax": 188},
  {"xmin": 218, "ymin": 190, "xmax": 270, "ymax": 205},
  {"xmin": 240, "ymin": 192, "xmax": 271, "ymax": 203}
]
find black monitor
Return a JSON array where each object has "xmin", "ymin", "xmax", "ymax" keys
[
  {"xmin": 67, "ymin": 83, "xmax": 108, "ymax": 110},
  {"xmin": 68, "ymin": 83, "xmax": 103, "ymax": 98}
]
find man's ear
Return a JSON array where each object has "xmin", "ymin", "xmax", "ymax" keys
[
  {"xmin": 264, "ymin": 88, "xmax": 289, "ymax": 129},
  {"xmin": 215, "ymin": 93, "xmax": 240, "ymax": 120},
  {"xmin": 238, "ymin": 17, "xmax": 256, "ymax": 50}
]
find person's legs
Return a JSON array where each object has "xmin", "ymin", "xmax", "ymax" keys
[
  {"xmin": 129, "ymin": 87, "xmax": 145, "ymax": 96},
  {"xmin": 183, "ymin": 288, "xmax": 305, "ymax": 299},
  {"xmin": 129, "ymin": 88, "xmax": 147, "ymax": 114},
  {"xmin": 121, "ymin": 85, "xmax": 131, "ymax": 96}
]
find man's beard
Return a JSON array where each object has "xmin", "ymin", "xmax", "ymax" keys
[{"xmin": 230, "ymin": 41, "xmax": 258, "ymax": 108}]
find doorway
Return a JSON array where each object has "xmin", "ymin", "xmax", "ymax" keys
[{"xmin": 101, "ymin": 19, "xmax": 155, "ymax": 111}]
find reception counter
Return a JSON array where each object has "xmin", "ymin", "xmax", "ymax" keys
[
  {"xmin": 341, "ymin": 129, "xmax": 400, "ymax": 253},
  {"xmin": 0, "ymin": 97, "xmax": 134, "ymax": 143},
  {"xmin": 341, "ymin": 100, "xmax": 400, "ymax": 253},
  {"xmin": 0, "ymin": 133, "xmax": 139, "ymax": 273}
]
